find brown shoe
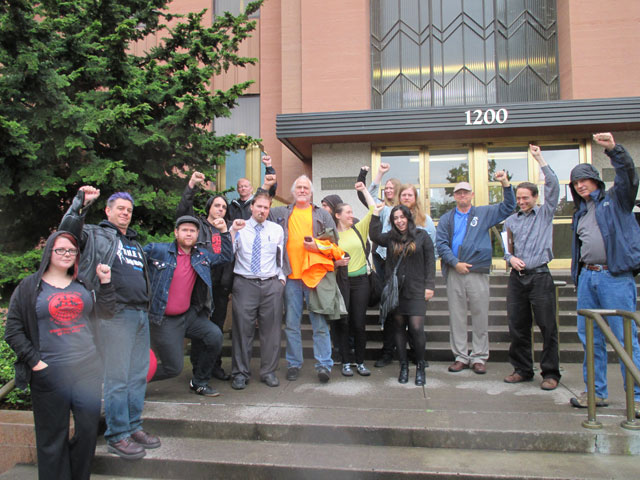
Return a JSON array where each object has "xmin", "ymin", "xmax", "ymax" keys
[
  {"xmin": 448, "ymin": 361, "xmax": 469, "ymax": 372},
  {"xmin": 471, "ymin": 362, "xmax": 487, "ymax": 374},
  {"xmin": 131, "ymin": 430, "xmax": 161, "ymax": 449},
  {"xmin": 540, "ymin": 378, "xmax": 559, "ymax": 391},
  {"xmin": 108, "ymin": 437, "xmax": 146, "ymax": 460},
  {"xmin": 504, "ymin": 371, "xmax": 533, "ymax": 384}
]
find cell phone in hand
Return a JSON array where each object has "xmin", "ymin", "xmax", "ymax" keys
[{"xmin": 304, "ymin": 236, "xmax": 313, "ymax": 242}]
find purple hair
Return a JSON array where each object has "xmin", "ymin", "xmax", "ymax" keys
[{"xmin": 107, "ymin": 192, "xmax": 135, "ymax": 207}]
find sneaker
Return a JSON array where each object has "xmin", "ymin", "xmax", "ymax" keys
[
  {"xmin": 317, "ymin": 366, "xmax": 331, "ymax": 383},
  {"xmin": 374, "ymin": 354, "xmax": 393, "ymax": 368},
  {"xmin": 341, "ymin": 364, "xmax": 354, "ymax": 377},
  {"xmin": 189, "ymin": 380, "xmax": 220, "ymax": 397},
  {"xmin": 108, "ymin": 437, "xmax": 146, "ymax": 460},
  {"xmin": 356, "ymin": 363, "xmax": 371, "ymax": 376},
  {"xmin": 569, "ymin": 391, "xmax": 609, "ymax": 408},
  {"xmin": 286, "ymin": 367, "xmax": 300, "ymax": 381}
]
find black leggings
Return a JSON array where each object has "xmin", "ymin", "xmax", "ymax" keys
[
  {"xmin": 332, "ymin": 274, "xmax": 369, "ymax": 364},
  {"xmin": 393, "ymin": 314, "xmax": 425, "ymax": 363}
]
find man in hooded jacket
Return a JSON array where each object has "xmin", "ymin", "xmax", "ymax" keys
[{"xmin": 568, "ymin": 132, "xmax": 640, "ymax": 417}]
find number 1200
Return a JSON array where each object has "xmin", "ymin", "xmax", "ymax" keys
[{"xmin": 464, "ymin": 108, "xmax": 508, "ymax": 125}]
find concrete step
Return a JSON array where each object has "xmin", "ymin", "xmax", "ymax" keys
[{"xmin": 88, "ymin": 437, "xmax": 640, "ymax": 479}]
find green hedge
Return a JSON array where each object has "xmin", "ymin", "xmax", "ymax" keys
[
  {"xmin": 0, "ymin": 249, "xmax": 42, "ymax": 302},
  {"xmin": 0, "ymin": 312, "xmax": 32, "ymax": 409}
]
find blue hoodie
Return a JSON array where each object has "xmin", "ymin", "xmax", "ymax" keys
[{"xmin": 436, "ymin": 185, "xmax": 515, "ymax": 279}]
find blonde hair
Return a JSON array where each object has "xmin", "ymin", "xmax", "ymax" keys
[
  {"xmin": 384, "ymin": 178, "xmax": 402, "ymax": 207},
  {"xmin": 399, "ymin": 184, "xmax": 426, "ymax": 227}
]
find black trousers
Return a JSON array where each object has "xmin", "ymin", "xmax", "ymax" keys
[
  {"xmin": 191, "ymin": 286, "xmax": 230, "ymax": 371},
  {"xmin": 507, "ymin": 270, "xmax": 561, "ymax": 380},
  {"xmin": 151, "ymin": 306, "xmax": 223, "ymax": 386},
  {"xmin": 334, "ymin": 274, "xmax": 370, "ymax": 364},
  {"xmin": 30, "ymin": 356, "xmax": 102, "ymax": 480}
]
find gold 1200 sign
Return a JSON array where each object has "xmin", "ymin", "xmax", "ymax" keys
[{"xmin": 464, "ymin": 108, "xmax": 508, "ymax": 126}]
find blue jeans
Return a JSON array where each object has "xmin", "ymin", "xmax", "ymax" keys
[
  {"xmin": 101, "ymin": 308, "xmax": 150, "ymax": 443},
  {"xmin": 284, "ymin": 279, "xmax": 333, "ymax": 370},
  {"xmin": 576, "ymin": 269, "xmax": 640, "ymax": 401}
]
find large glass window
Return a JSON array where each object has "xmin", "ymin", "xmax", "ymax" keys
[
  {"xmin": 373, "ymin": 140, "xmax": 584, "ymax": 268},
  {"xmin": 371, "ymin": 0, "xmax": 558, "ymax": 109}
]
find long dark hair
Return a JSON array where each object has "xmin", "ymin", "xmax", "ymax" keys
[{"xmin": 389, "ymin": 205, "xmax": 416, "ymax": 256}]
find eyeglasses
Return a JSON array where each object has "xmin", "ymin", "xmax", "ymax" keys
[{"xmin": 53, "ymin": 248, "xmax": 79, "ymax": 256}]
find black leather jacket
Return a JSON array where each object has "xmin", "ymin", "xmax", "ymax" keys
[{"xmin": 59, "ymin": 190, "xmax": 151, "ymax": 299}]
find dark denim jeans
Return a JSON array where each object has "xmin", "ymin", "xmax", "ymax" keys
[{"xmin": 101, "ymin": 308, "xmax": 149, "ymax": 443}]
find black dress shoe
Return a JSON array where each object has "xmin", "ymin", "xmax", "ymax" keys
[
  {"xmin": 286, "ymin": 367, "xmax": 299, "ymax": 381},
  {"xmin": 231, "ymin": 376, "xmax": 247, "ymax": 390},
  {"xmin": 108, "ymin": 437, "xmax": 146, "ymax": 460},
  {"xmin": 374, "ymin": 354, "xmax": 393, "ymax": 368},
  {"xmin": 131, "ymin": 430, "xmax": 161, "ymax": 449},
  {"xmin": 212, "ymin": 366, "xmax": 231, "ymax": 381},
  {"xmin": 261, "ymin": 373, "xmax": 280, "ymax": 387}
]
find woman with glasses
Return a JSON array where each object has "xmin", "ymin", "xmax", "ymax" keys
[{"xmin": 5, "ymin": 231, "xmax": 115, "ymax": 480}]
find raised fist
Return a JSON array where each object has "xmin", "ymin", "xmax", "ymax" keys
[
  {"xmin": 96, "ymin": 263, "xmax": 111, "ymax": 284},
  {"xmin": 379, "ymin": 162, "xmax": 390, "ymax": 173},
  {"xmin": 190, "ymin": 172, "xmax": 206, "ymax": 188},
  {"xmin": 212, "ymin": 217, "xmax": 228, "ymax": 233},
  {"xmin": 264, "ymin": 174, "xmax": 276, "ymax": 187},
  {"xmin": 231, "ymin": 219, "xmax": 246, "ymax": 231},
  {"xmin": 261, "ymin": 155, "xmax": 272, "ymax": 167},
  {"xmin": 355, "ymin": 181, "xmax": 366, "ymax": 191},
  {"xmin": 593, "ymin": 132, "xmax": 615, "ymax": 150},
  {"xmin": 79, "ymin": 186, "xmax": 100, "ymax": 206}
]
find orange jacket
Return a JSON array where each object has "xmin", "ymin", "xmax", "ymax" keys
[{"xmin": 301, "ymin": 238, "xmax": 345, "ymax": 288}]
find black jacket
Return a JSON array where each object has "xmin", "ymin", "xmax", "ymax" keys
[
  {"xmin": 176, "ymin": 184, "xmax": 235, "ymax": 289},
  {"xmin": 4, "ymin": 231, "xmax": 116, "ymax": 389},
  {"xmin": 369, "ymin": 216, "xmax": 436, "ymax": 298},
  {"xmin": 227, "ymin": 165, "xmax": 277, "ymax": 221},
  {"xmin": 59, "ymin": 190, "xmax": 151, "ymax": 299}
]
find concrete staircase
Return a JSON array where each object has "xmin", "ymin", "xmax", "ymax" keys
[
  {"xmin": 221, "ymin": 270, "xmax": 612, "ymax": 364},
  {"xmin": 4, "ymin": 271, "xmax": 640, "ymax": 480}
]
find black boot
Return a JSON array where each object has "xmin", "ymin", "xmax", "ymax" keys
[
  {"xmin": 415, "ymin": 361, "xmax": 426, "ymax": 386},
  {"xmin": 398, "ymin": 361, "xmax": 409, "ymax": 384}
]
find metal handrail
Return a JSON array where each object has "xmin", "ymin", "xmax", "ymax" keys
[
  {"xmin": 578, "ymin": 309, "xmax": 640, "ymax": 430},
  {"xmin": 0, "ymin": 378, "xmax": 16, "ymax": 402}
]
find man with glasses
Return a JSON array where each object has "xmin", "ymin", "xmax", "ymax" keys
[
  {"xmin": 436, "ymin": 173, "xmax": 514, "ymax": 374},
  {"xmin": 60, "ymin": 187, "xmax": 159, "ymax": 460}
]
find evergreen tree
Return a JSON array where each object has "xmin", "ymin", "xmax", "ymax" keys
[{"xmin": 0, "ymin": 0, "xmax": 263, "ymax": 251}]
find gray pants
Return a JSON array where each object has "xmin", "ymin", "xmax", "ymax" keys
[
  {"xmin": 446, "ymin": 270, "xmax": 490, "ymax": 365},
  {"xmin": 231, "ymin": 276, "xmax": 284, "ymax": 380}
]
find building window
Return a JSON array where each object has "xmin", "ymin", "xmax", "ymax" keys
[
  {"xmin": 371, "ymin": 0, "xmax": 559, "ymax": 109},
  {"xmin": 214, "ymin": 0, "xmax": 260, "ymax": 18}
]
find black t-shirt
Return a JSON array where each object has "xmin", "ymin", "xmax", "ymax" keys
[
  {"xmin": 110, "ymin": 233, "xmax": 148, "ymax": 306},
  {"xmin": 37, "ymin": 280, "xmax": 97, "ymax": 365}
]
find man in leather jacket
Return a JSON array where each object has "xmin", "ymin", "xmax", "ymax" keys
[{"xmin": 59, "ymin": 187, "xmax": 159, "ymax": 460}]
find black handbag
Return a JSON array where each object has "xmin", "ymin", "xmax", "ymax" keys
[
  {"xmin": 379, "ymin": 244, "xmax": 409, "ymax": 326},
  {"xmin": 351, "ymin": 226, "xmax": 382, "ymax": 307}
]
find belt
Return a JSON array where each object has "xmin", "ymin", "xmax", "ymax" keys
[
  {"xmin": 585, "ymin": 264, "xmax": 608, "ymax": 271},
  {"xmin": 515, "ymin": 264, "xmax": 549, "ymax": 276},
  {"xmin": 240, "ymin": 275, "xmax": 278, "ymax": 282}
]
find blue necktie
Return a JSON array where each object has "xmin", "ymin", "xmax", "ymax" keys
[{"xmin": 251, "ymin": 223, "xmax": 263, "ymax": 274}]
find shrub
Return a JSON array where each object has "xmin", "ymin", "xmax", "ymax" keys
[{"xmin": 0, "ymin": 311, "xmax": 32, "ymax": 409}]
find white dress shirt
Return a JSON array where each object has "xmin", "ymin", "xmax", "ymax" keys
[{"xmin": 233, "ymin": 217, "xmax": 285, "ymax": 281}]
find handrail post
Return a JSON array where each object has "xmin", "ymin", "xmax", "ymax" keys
[
  {"xmin": 554, "ymin": 280, "xmax": 566, "ymax": 370},
  {"xmin": 620, "ymin": 310, "xmax": 640, "ymax": 430},
  {"xmin": 581, "ymin": 312, "xmax": 602, "ymax": 429}
]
